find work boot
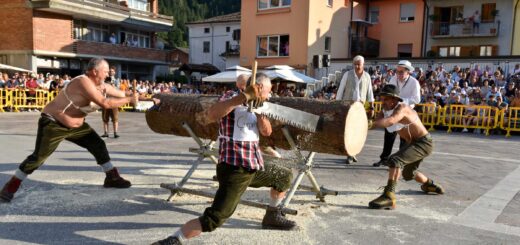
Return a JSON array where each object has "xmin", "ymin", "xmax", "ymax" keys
[
  {"xmin": 104, "ymin": 168, "xmax": 131, "ymax": 188},
  {"xmin": 151, "ymin": 236, "xmax": 182, "ymax": 245},
  {"xmin": 368, "ymin": 191, "xmax": 396, "ymax": 210},
  {"xmin": 373, "ymin": 159, "xmax": 386, "ymax": 167},
  {"xmin": 262, "ymin": 206, "xmax": 297, "ymax": 230},
  {"xmin": 421, "ymin": 180, "xmax": 445, "ymax": 194},
  {"xmin": 0, "ymin": 176, "xmax": 22, "ymax": 203}
]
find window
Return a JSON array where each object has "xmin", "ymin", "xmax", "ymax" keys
[
  {"xmin": 226, "ymin": 27, "xmax": 230, "ymax": 32},
  {"xmin": 439, "ymin": 46, "xmax": 460, "ymax": 57},
  {"xmin": 480, "ymin": 46, "xmax": 493, "ymax": 56},
  {"xmin": 73, "ymin": 20, "xmax": 85, "ymax": 40},
  {"xmin": 369, "ymin": 6, "xmax": 379, "ymax": 23},
  {"xmin": 128, "ymin": 0, "xmax": 148, "ymax": 11},
  {"xmin": 400, "ymin": 3, "xmax": 416, "ymax": 22},
  {"xmin": 324, "ymin": 36, "xmax": 331, "ymax": 52},
  {"xmin": 123, "ymin": 30, "xmax": 151, "ymax": 48},
  {"xmin": 203, "ymin": 41, "xmax": 210, "ymax": 53},
  {"xmin": 225, "ymin": 41, "xmax": 230, "ymax": 52},
  {"xmin": 327, "ymin": 0, "xmax": 333, "ymax": 7},
  {"xmin": 257, "ymin": 35, "xmax": 289, "ymax": 57},
  {"xmin": 481, "ymin": 3, "xmax": 496, "ymax": 23},
  {"xmin": 258, "ymin": 0, "xmax": 291, "ymax": 10},
  {"xmin": 86, "ymin": 23, "xmax": 109, "ymax": 42},
  {"xmin": 204, "ymin": 28, "xmax": 210, "ymax": 34},
  {"xmin": 398, "ymin": 44, "xmax": 412, "ymax": 58}
]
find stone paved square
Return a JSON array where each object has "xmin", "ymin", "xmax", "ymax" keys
[{"xmin": 1, "ymin": 112, "xmax": 519, "ymax": 244}]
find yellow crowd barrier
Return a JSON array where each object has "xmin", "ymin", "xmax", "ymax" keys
[
  {"xmin": 501, "ymin": 107, "xmax": 520, "ymax": 137},
  {"xmin": 445, "ymin": 104, "xmax": 499, "ymax": 136}
]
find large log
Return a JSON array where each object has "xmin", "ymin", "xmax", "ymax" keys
[{"xmin": 145, "ymin": 94, "xmax": 367, "ymax": 156}]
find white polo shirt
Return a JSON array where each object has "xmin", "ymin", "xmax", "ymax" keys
[{"xmin": 388, "ymin": 75, "xmax": 421, "ymax": 108}]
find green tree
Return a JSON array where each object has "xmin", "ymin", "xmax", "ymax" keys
[{"xmin": 158, "ymin": 0, "xmax": 240, "ymax": 48}]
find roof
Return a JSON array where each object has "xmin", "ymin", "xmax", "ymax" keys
[
  {"xmin": 187, "ymin": 12, "xmax": 240, "ymax": 25},
  {"xmin": 174, "ymin": 47, "xmax": 189, "ymax": 54},
  {"xmin": 179, "ymin": 63, "xmax": 220, "ymax": 75}
]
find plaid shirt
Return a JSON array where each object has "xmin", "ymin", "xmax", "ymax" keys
[{"xmin": 218, "ymin": 90, "xmax": 264, "ymax": 170}]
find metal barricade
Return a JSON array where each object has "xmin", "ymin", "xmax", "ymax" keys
[
  {"xmin": 446, "ymin": 105, "xmax": 499, "ymax": 136},
  {"xmin": 415, "ymin": 103, "xmax": 438, "ymax": 131},
  {"xmin": 501, "ymin": 107, "xmax": 520, "ymax": 137}
]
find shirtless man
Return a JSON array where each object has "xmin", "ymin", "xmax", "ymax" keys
[
  {"xmin": 0, "ymin": 58, "xmax": 139, "ymax": 203},
  {"xmin": 368, "ymin": 84, "xmax": 444, "ymax": 210}
]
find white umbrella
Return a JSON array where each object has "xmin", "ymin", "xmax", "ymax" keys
[
  {"xmin": 202, "ymin": 66, "xmax": 252, "ymax": 83},
  {"xmin": 263, "ymin": 65, "xmax": 317, "ymax": 84},
  {"xmin": 0, "ymin": 63, "xmax": 32, "ymax": 73}
]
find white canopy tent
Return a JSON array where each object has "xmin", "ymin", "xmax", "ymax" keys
[
  {"xmin": 0, "ymin": 63, "xmax": 32, "ymax": 73},
  {"xmin": 201, "ymin": 66, "xmax": 251, "ymax": 83},
  {"xmin": 262, "ymin": 65, "xmax": 317, "ymax": 84}
]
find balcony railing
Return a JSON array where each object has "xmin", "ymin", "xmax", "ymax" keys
[
  {"xmin": 31, "ymin": 0, "xmax": 173, "ymax": 24},
  {"xmin": 431, "ymin": 21, "xmax": 498, "ymax": 38},
  {"xmin": 75, "ymin": 40, "xmax": 169, "ymax": 63},
  {"xmin": 351, "ymin": 37, "xmax": 379, "ymax": 58}
]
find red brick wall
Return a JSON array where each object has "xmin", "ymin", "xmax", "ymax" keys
[
  {"xmin": 0, "ymin": 1, "xmax": 34, "ymax": 50},
  {"xmin": 33, "ymin": 11, "xmax": 74, "ymax": 52},
  {"xmin": 76, "ymin": 40, "xmax": 167, "ymax": 62}
]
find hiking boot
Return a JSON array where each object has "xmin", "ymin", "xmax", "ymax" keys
[
  {"xmin": 368, "ymin": 191, "xmax": 396, "ymax": 210},
  {"xmin": 421, "ymin": 181, "xmax": 445, "ymax": 194},
  {"xmin": 104, "ymin": 168, "xmax": 131, "ymax": 188},
  {"xmin": 0, "ymin": 176, "xmax": 22, "ymax": 203},
  {"xmin": 151, "ymin": 236, "xmax": 181, "ymax": 245},
  {"xmin": 262, "ymin": 206, "xmax": 297, "ymax": 230},
  {"xmin": 101, "ymin": 133, "xmax": 109, "ymax": 138},
  {"xmin": 373, "ymin": 159, "xmax": 387, "ymax": 167}
]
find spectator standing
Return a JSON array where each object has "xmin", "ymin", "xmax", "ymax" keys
[
  {"xmin": 373, "ymin": 60, "xmax": 420, "ymax": 167},
  {"xmin": 336, "ymin": 55, "xmax": 375, "ymax": 164},
  {"xmin": 472, "ymin": 10, "xmax": 481, "ymax": 33},
  {"xmin": 101, "ymin": 66, "xmax": 122, "ymax": 138}
]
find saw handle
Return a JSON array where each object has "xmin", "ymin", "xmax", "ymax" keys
[{"xmin": 248, "ymin": 60, "xmax": 258, "ymax": 112}]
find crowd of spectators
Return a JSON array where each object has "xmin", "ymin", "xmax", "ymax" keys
[{"xmin": 2, "ymin": 62, "xmax": 520, "ymax": 117}]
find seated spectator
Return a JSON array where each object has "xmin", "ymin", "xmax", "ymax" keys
[
  {"xmin": 496, "ymin": 96, "xmax": 508, "ymax": 112},
  {"xmin": 480, "ymin": 79, "xmax": 490, "ymax": 97},
  {"xmin": 0, "ymin": 72, "xmax": 5, "ymax": 88},
  {"xmin": 462, "ymin": 99, "xmax": 478, "ymax": 132},
  {"xmin": 485, "ymin": 85, "xmax": 502, "ymax": 102}
]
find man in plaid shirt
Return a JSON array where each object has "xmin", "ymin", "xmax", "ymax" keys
[{"xmin": 153, "ymin": 73, "xmax": 296, "ymax": 245}]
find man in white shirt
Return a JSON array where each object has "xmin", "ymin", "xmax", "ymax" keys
[
  {"xmin": 336, "ymin": 55, "xmax": 375, "ymax": 164},
  {"xmin": 373, "ymin": 60, "xmax": 420, "ymax": 167}
]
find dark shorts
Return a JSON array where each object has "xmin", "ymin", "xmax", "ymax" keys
[
  {"xmin": 19, "ymin": 114, "xmax": 110, "ymax": 174},
  {"xmin": 199, "ymin": 162, "xmax": 293, "ymax": 232},
  {"xmin": 102, "ymin": 108, "xmax": 119, "ymax": 123},
  {"xmin": 386, "ymin": 134, "xmax": 433, "ymax": 181}
]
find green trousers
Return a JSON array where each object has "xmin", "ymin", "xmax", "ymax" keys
[
  {"xmin": 386, "ymin": 134, "xmax": 433, "ymax": 181},
  {"xmin": 199, "ymin": 162, "xmax": 293, "ymax": 232},
  {"xmin": 19, "ymin": 114, "xmax": 110, "ymax": 174}
]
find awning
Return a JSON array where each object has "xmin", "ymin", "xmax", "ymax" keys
[
  {"xmin": 202, "ymin": 66, "xmax": 251, "ymax": 83},
  {"xmin": 0, "ymin": 63, "xmax": 32, "ymax": 73}
]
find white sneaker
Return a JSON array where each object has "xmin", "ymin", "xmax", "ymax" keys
[{"xmin": 462, "ymin": 128, "xmax": 468, "ymax": 133}]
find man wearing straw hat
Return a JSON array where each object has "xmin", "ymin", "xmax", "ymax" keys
[
  {"xmin": 368, "ymin": 84, "xmax": 444, "ymax": 209},
  {"xmin": 336, "ymin": 55, "xmax": 375, "ymax": 164},
  {"xmin": 373, "ymin": 60, "xmax": 421, "ymax": 167}
]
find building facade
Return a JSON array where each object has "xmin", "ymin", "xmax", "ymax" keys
[
  {"xmin": 240, "ymin": 0, "xmax": 351, "ymax": 74},
  {"xmin": 186, "ymin": 12, "xmax": 241, "ymax": 71},
  {"xmin": 425, "ymin": 0, "xmax": 514, "ymax": 58},
  {"xmin": 0, "ymin": 0, "xmax": 173, "ymax": 80}
]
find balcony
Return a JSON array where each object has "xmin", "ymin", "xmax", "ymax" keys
[
  {"xmin": 74, "ymin": 40, "xmax": 170, "ymax": 64},
  {"xmin": 431, "ymin": 21, "xmax": 498, "ymax": 39},
  {"xmin": 220, "ymin": 44, "xmax": 240, "ymax": 57},
  {"xmin": 30, "ymin": 0, "xmax": 173, "ymax": 31},
  {"xmin": 351, "ymin": 37, "xmax": 380, "ymax": 58}
]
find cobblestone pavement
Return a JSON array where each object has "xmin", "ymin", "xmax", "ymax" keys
[{"xmin": 0, "ymin": 112, "xmax": 519, "ymax": 244}]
